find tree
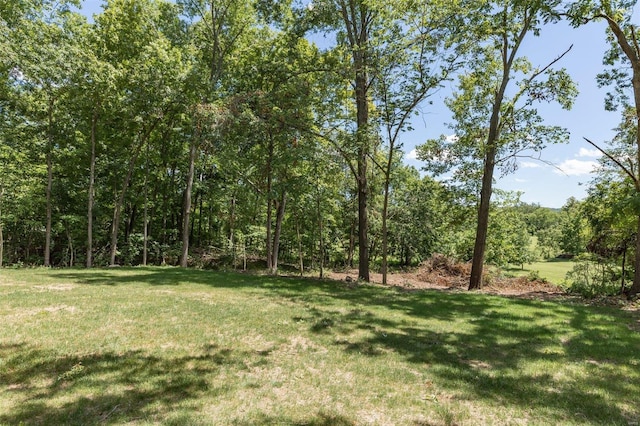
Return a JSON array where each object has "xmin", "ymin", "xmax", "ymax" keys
[
  {"xmin": 302, "ymin": 0, "xmax": 377, "ymax": 281},
  {"xmin": 95, "ymin": 0, "xmax": 189, "ymax": 266},
  {"xmin": 177, "ymin": 0, "xmax": 256, "ymax": 267},
  {"xmin": 371, "ymin": 0, "xmax": 474, "ymax": 284},
  {"xmin": 7, "ymin": 1, "xmax": 86, "ymax": 266},
  {"xmin": 418, "ymin": 0, "xmax": 577, "ymax": 289},
  {"xmin": 566, "ymin": 0, "xmax": 640, "ymax": 296}
]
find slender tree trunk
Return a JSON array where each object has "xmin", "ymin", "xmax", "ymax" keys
[
  {"xmin": 469, "ymin": 8, "xmax": 526, "ymax": 289},
  {"xmin": 469, "ymin": 146, "xmax": 497, "ymax": 289},
  {"xmin": 229, "ymin": 193, "xmax": 236, "ymax": 244},
  {"xmin": 126, "ymin": 204, "xmax": 137, "ymax": 244},
  {"xmin": 0, "ymin": 186, "xmax": 4, "ymax": 268},
  {"xmin": 0, "ymin": 219, "xmax": 3, "ymax": 268},
  {"xmin": 143, "ymin": 143, "xmax": 149, "ymax": 266},
  {"xmin": 44, "ymin": 95, "xmax": 54, "ymax": 267},
  {"xmin": 180, "ymin": 138, "xmax": 198, "ymax": 267},
  {"xmin": 316, "ymin": 196, "xmax": 325, "ymax": 279},
  {"xmin": 197, "ymin": 188, "xmax": 203, "ymax": 245},
  {"xmin": 296, "ymin": 218, "xmax": 304, "ymax": 276},
  {"xmin": 66, "ymin": 225, "xmax": 74, "ymax": 267},
  {"xmin": 629, "ymin": 216, "xmax": 640, "ymax": 296},
  {"xmin": 271, "ymin": 192, "xmax": 286, "ymax": 274},
  {"xmin": 348, "ymin": 218, "xmax": 355, "ymax": 268},
  {"xmin": 620, "ymin": 245, "xmax": 627, "ymax": 295},
  {"xmin": 266, "ymin": 197, "xmax": 273, "ymax": 271},
  {"xmin": 266, "ymin": 136, "xmax": 274, "ymax": 272},
  {"xmin": 110, "ymin": 137, "xmax": 146, "ymax": 266},
  {"xmin": 87, "ymin": 110, "xmax": 97, "ymax": 268}
]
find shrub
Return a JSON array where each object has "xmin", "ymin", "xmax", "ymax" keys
[{"xmin": 565, "ymin": 254, "xmax": 621, "ymax": 298}]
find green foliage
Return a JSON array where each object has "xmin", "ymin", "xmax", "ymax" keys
[{"xmin": 566, "ymin": 254, "xmax": 623, "ymax": 298}]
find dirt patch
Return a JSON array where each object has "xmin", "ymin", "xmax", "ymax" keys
[
  {"xmin": 328, "ymin": 255, "xmax": 563, "ymax": 297},
  {"xmin": 325, "ymin": 263, "xmax": 640, "ymax": 314}
]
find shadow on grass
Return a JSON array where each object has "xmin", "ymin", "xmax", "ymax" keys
[
  {"xmin": 0, "ymin": 342, "xmax": 235, "ymax": 425},
  {"xmin": 44, "ymin": 267, "xmax": 640, "ymax": 424}
]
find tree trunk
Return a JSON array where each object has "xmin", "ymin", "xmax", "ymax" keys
[
  {"xmin": 44, "ymin": 95, "xmax": 54, "ymax": 267},
  {"xmin": 381, "ymin": 178, "xmax": 390, "ymax": 285},
  {"xmin": 66, "ymin": 225, "xmax": 74, "ymax": 267},
  {"xmin": 109, "ymin": 137, "xmax": 146, "ymax": 266},
  {"xmin": 296, "ymin": 218, "xmax": 304, "ymax": 276},
  {"xmin": 87, "ymin": 110, "xmax": 97, "ymax": 268},
  {"xmin": 0, "ymin": 218, "xmax": 3, "ymax": 268},
  {"xmin": 180, "ymin": 138, "xmax": 198, "ymax": 267},
  {"xmin": 266, "ymin": 135, "xmax": 274, "ymax": 272},
  {"xmin": 317, "ymin": 196, "xmax": 325, "ymax": 279},
  {"xmin": 339, "ymin": 0, "xmax": 372, "ymax": 282},
  {"xmin": 271, "ymin": 192, "xmax": 286, "ymax": 275},
  {"xmin": 0, "ymin": 186, "xmax": 4, "ymax": 268},
  {"xmin": 348, "ymin": 218, "xmax": 355, "ymax": 268},
  {"xmin": 629, "ymin": 215, "xmax": 640, "ymax": 296},
  {"xmin": 469, "ymin": 146, "xmax": 497, "ymax": 289},
  {"xmin": 468, "ymin": 8, "xmax": 525, "ymax": 289},
  {"xmin": 355, "ymin": 74, "xmax": 370, "ymax": 282},
  {"xmin": 229, "ymin": 193, "xmax": 236, "ymax": 265}
]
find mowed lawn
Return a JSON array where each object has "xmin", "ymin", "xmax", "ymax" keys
[
  {"xmin": 1, "ymin": 268, "xmax": 639, "ymax": 425},
  {"xmin": 506, "ymin": 259, "xmax": 576, "ymax": 285}
]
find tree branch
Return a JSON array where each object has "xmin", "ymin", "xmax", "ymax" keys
[{"xmin": 584, "ymin": 137, "xmax": 638, "ymax": 185}]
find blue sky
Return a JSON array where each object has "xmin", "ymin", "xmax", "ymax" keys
[
  {"xmin": 402, "ymin": 19, "xmax": 621, "ymax": 208},
  {"xmin": 77, "ymin": 1, "xmax": 622, "ymax": 208}
]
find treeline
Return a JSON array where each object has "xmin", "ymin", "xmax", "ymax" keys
[{"xmin": 1, "ymin": 0, "xmax": 639, "ymax": 295}]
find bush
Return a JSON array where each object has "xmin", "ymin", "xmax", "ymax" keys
[{"xmin": 565, "ymin": 255, "xmax": 621, "ymax": 298}]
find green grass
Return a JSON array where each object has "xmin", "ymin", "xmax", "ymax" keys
[
  {"xmin": 1, "ymin": 267, "xmax": 639, "ymax": 425},
  {"xmin": 505, "ymin": 259, "xmax": 575, "ymax": 285}
]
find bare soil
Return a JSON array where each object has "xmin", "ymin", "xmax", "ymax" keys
[{"xmin": 324, "ymin": 255, "xmax": 640, "ymax": 312}]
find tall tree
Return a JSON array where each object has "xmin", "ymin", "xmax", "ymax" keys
[
  {"xmin": 7, "ymin": 1, "xmax": 84, "ymax": 266},
  {"xmin": 419, "ymin": 0, "xmax": 577, "ymax": 289},
  {"xmin": 178, "ymin": 0, "xmax": 256, "ymax": 267},
  {"xmin": 302, "ymin": 0, "xmax": 377, "ymax": 281},
  {"xmin": 373, "ymin": 0, "xmax": 472, "ymax": 284},
  {"xmin": 567, "ymin": 0, "xmax": 640, "ymax": 296},
  {"xmin": 95, "ymin": 0, "xmax": 188, "ymax": 266}
]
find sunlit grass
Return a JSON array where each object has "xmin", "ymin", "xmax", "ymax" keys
[
  {"xmin": 505, "ymin": 259, "xmax": 575, "ymax": 285},
  {"xmin": 1, "ymin": 267, "xmax": 638, "ymax": 425}
]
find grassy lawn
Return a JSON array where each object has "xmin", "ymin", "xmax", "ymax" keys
[
  {"xmin": 1, "ymin": 267, "xmax": 639, "ymax": 425},
  {"xmin": 505, "ymin": 259, "xmax": 576, "ymax": 285}
]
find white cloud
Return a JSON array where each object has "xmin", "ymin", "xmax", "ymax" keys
[
  {"xmin": 577, "ymin": 148, "xmax": 602, "ymax": 158},
  {"xmin": 406, "ymin": 149, "xmax": 418, "ymax": 160},
  {"xmin": 521, "ymin": 161, "xmax": 542, "ymax": 168},
  {"xmin": 445, "ymin": 134, "xmax": 459, "ymax": 143},
  {"xmin": 514, "ymin": 178, "xmax": 528, "ymax": 183},
  {"xmin": 555, "ymin": 159, "xmax": 598, "ymax": 176}
]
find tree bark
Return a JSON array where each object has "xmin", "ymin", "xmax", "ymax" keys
[
  {"xmin": 629, "ymin": 216, "xmax": 640, "ymax": 296},
  {"xmin": 317, "ymin": 196, "xmax": 325, "ymax": 279},
  {"xmin": 265, "ymin": 135, "xmax": 274, "ymax": 272},
  {"xmin": 381, "ymin": 177, "xmax": 390, "ymax": 285},
  {"xmin": 87, "ymin": 110, "xmax": 97, "ymax": 268},
  {"xmin": 180, "ymin": 137, "xmax": 198, "ymax": 267},
  {"xmin": 271, "ymin": 192, "xmax": 286, "ymax": 274},
  {"xmin": 44, "ymin": 95, "xmax": 54, "ymax": 267},
  {"xmin": 0, "ymin": 186, "xmax": 4, "ymax": 268},
  {"xmin": 296, "ymin": 218, "xmax": 304, "ymax": 276},
  {"xmin": 469, "ymin": 145, "xmax": 497, "ymax": 289},
  {"xmin": 339, "ymin": 0, "xmax": 372, "ymax": 282}
]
